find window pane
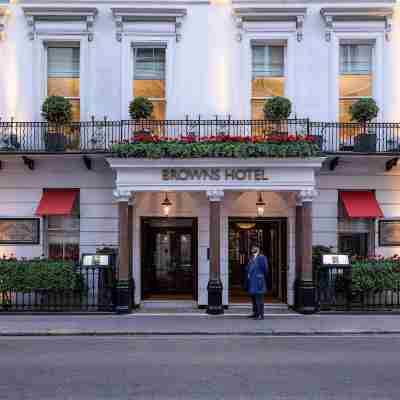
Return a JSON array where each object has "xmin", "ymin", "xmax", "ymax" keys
[
  {"xmin": 252, "ymin": 77, "xmax": 284, "ymax": 98},
  {"xmin": 339, "ymin": 99, "xmax": 357, "ymax": 123},
  {"xmin": 133, "ymin": 79, "xmax": 165, "ymax": 98},
  {"xmin": 151, "ymin": 100, "xmax": 166, "ymax": 120},
  {"xmin": 340, "ymin": 44, "xmax": 372, "ymax": 75},
  {"xmin": 339, "ymin": 75, "xmax": 372, "ymax": 98},
  {"xmin": 48, "ymin": 78, "xmax": 80, "ymax": 98},
  {"xmin": 134, "ymin": 48, "xmax": 166, "ymax": 80},
  {"xmin": 251, "ymin": 100, "xmax": 265, "ymax": 120},
  {"xmin": 252, "ymin": 46, "xmax": 284, "ymax": 78},
  {"xmin": 48, "ymin": 47, "xmax": 80, "ymax": 78}
]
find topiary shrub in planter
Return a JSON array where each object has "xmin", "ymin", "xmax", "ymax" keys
[
  {"xmin": 42, "ymin": 96, "xmax": 72, "ymax": 151},
  {"xmin": 350, "ymin": 98, "xmax": 379, "ymax": 153},
  {"xmin": 263, "ymin": 96, "xmax": 292, "ymax": 135},
  {"xmin": 129, "ymin": 97, "xmax": 154, "ymax": 138}
]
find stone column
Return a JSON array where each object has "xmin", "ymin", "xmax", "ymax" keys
[
  {"xmin": 294, "ymin": 189, "xmax": 318, "ymax": 314},
  {"xmin": 113, "ymin": 189, "xmax": 134, "ymax": 314},
  {"xmin": 206, "ymin": 190, "xmax": 224, "ymax": 315}
]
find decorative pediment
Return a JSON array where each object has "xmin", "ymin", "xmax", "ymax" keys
[
  {"xmin": 111, "ymin": 8, "xmax": 187, "ymax": 42},
  {"xmin": 22, "ymin": 7, "xmax": 98, "ymax": 41},
  {"xmin": 0, "ymin": 6, "xmax": 8, "ymax": 41},
  {"xmin": 233, "ymin": 7, "xmax": 307, "ymax": 42},
  {"xmin": 320, "ymin": 7, "xmax": 393, "ymax": 41}
]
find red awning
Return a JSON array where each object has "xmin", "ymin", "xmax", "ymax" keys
[
  {"xmin": 36, "ymin": 189, "xmax": 79, "ymax": 216},
  {"xmin": 340, "ymin": 191, "xmax": 383, "ymax": 218}
]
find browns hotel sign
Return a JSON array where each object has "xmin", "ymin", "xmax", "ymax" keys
[{"xmin": 161, "ymin": 168, "xmax": 268, "ymax": 181}]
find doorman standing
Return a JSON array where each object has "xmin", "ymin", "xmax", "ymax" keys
[{"xmin": 246, "ymin": 245, "xmax": 269, "ymax": 320}]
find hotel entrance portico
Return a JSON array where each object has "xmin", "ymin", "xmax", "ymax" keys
[{"xmin": 108, "ymin": 158, "xmax": 325, "ymax": 314}]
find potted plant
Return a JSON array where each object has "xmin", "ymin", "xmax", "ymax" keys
[
  {"xmin": 263, "ymin": 96, "xmax": 292, "ymax": 135},
  {"xmin": 42, "ymin": 96, "xmax": 72, "ymax": 151},
  {"xmin": 129, "ymin": 96, "xmax": 154, "ymax": 139},
  {"xmin": 349, "ymin": 98, "xmax": 379, "ymax": 153}
]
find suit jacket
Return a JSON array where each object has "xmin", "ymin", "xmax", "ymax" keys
[{"xmin": 246, "ymin": 254, "xmax": 269, "ymax": 295}]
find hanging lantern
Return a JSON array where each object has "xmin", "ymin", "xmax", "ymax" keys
[
  {"xmin": 256, "ymin": 192, "xmax": 266, "ymax": 217},
  {"xmin": 161, "ymin": 193, "xmax": 172, "ymax": 217}
]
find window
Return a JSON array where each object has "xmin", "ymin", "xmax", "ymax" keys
[
  {"xmin": 337, "ymin": 192, "xmax": 375, "ymax": 257},
  {"xmin": 133, "ymin": 47, "xmax": 166, "ymax": 120},
  {"xmin": 339, "ymin": 44, "xmax": 373, "ymax": 123},
  {"xmin": 47, "ymin": 45, "xmax": 80, "ymax": 121},
  {"xmin": 251, "ymin": 45, "xmax": 285, "ymax": 119}
]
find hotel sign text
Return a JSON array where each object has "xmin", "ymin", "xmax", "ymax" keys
[{"xmin": 161, "ymin": 168, "xmax": 268, "ymax": 181}]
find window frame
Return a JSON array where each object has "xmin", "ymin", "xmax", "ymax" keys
[
  {"xmin": 46, "ymin": 43, "xmax": 81, "ymax": 121},
  {"xmin": 250, "ymin": 43, "xmax": 287, "ymax": 120},
  {"xmin": 329, "ymin": 32, "xmax": 384, "ymax": 122},
  {"xmin": 34, "ymin": 36, "xmax": 90, "ymax": 121},
  {"xmin": 132, "ymin": 45, "xmax": 167, "ymax": 120},
  {"xmin": 338, "ymin": 42, "xmax": 374, "ymax": 123}
]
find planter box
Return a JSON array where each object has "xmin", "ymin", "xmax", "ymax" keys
[
  {"xmin": 45, "ymin": 133, "xmax": 67, "ymax": 152},
  {"xmin": 354, "ymin": 134, "xmax": 376, "ymax": 153}
]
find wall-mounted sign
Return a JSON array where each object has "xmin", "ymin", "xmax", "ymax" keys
[
  {"xmin": 379, "ymin": 220, "xmax": 400, "ymax": 246},
  {"xmin": 162, "ymin": 168, "xmax": 269, "ymax": 181},
  {"xmin": 0, "ymin": 218, "xmax": 40, "ymax": 244},
  {"xmin": 322, "ymin": 254, "xmax": 350, "ymax": 265}
]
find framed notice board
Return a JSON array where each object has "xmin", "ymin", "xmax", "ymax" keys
[
  {"xmin": 379, "ymin": 220, "xmax": 400, "ymax": 247},
  {"xmin": 0, "ymin": 218, "xmax": 40, "ymax": 244}
]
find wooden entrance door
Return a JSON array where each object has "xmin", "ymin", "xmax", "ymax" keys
[{"xmin": 228, "ymin": 218, "xmax": 287, "ymax": 303}]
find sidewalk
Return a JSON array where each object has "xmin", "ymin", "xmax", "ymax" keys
[{"xmin": 1, "ymin": 313, "xmax": 400, "ymax": 336}]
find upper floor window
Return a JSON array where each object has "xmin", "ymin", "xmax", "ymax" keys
[
  {"xmin": 47, "ymin": 45, "xmax": 80, "ymax": 122},
  {"xmin": 251, "ymin": 45, "xmax": 285, "ymax": 120},
  {"xmin": 133, "ymin": 46, "xmax": 166, "ymax": 120},
  {"xmin": 339, "ymin": 44, "xmax": 373, "ymax": 123}
]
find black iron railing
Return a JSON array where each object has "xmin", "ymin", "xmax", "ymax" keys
[
  {"xmin": 0, "ymin": 118, "xmax": 400, "ymax": 153},
  {"xmin": 0, "ymin": 265, "xmax": 116, "ymax": 312},
  {"xmin": 316, "ymin": 265, "xmax": 400, "ymax": 311}
]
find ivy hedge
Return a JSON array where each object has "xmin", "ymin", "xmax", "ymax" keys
[
  {"xmin": 0, "ymin": 260, "xmax": 84, "ymax": 292},
  {"xmin": 111, "ymin": 135, "xmax": 321, "ymax": 159}
]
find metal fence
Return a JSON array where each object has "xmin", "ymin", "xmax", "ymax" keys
[
  {"xmin": 1, "ymin": 118, "xmax": 399, "ymax": 154},
  {"xmin": 0, "ymin": 265, "xmax": 116, "ymax": 312},
  {"xmin": 316, "ymin": 265, "xmax": 400, "ymax": 311}
]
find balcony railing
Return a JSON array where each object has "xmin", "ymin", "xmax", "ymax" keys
[{"xmin": 0, "ymin": 118, "xmax": 399, "ymax": 154}]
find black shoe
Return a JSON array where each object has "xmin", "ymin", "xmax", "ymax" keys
[
  {"xmin": 252, "ymin": 315, "xmax": 259, "ymax": 320},
  {"xmin": 257, "ymin": 316, "xmax": 264, "ymax": 320},
  {"xmin": 247, "ymin": 314, "xmax": 256, "ymax": 318}
]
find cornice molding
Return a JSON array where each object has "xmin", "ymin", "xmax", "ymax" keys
[
  {"xmin": 112, "ymin": 7, "xmax": 187, "ymax": 42},
  {"xmin": 22, "ymin": 6, "xmax": 98, "ymax": 41},
  {"xmin": 321, "ymin": 7, "xmax": 394, "ymax": 41},
  {"xmin": 233, "ymin": 7, "xmax": 307, "ymax": 42}
]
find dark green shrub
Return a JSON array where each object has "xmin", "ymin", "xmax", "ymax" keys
[
  {"xmin": 263, "ymin": 96, "xmax": 292, "ymax": 120},
  {"xmin": 349, "ymin": 98, "xmax": 379, "ymax": 123},
  {"xmin": 129, "ymin": 97, "xmax": 154, "ymax": 120},
  {"xmin": 0, "ymin": 260, "xmax": 83, "ymax": 292},
  {"xmin": 42, "ymin": 96, "xmax": 72, "ymax": 125}
]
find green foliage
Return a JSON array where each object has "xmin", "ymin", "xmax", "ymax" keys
[
  {"xmin": 263, "ymin": 96, "xmax": 292, "ymax": 120},
  {"xmin": 0, "ymin": 260, "xmax": 83, "ymax": 292},
  {"xmin": 41, "ymin": 96, "xmax": 73, "ymax": 125},
  {"xmin": 349, "ymin": 98, "xmax": 379, "ymax": 123},
  {"xmin": 111, "ymin": 140, "xmax": 320, "ymax": 159},
  {"xmin": 129, "ymin": 97, "xmax": 154, "ymax": 120},
  {"xmin": 351, "ymin": 258, "xmax": 400, "ymax": 293}
]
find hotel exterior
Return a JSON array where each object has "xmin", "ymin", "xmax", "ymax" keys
[{"xmin": 0, "ymin": 0, "xmax": 399, "ymax": 314}]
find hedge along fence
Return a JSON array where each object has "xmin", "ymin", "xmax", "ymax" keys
[
  {"xmin": 351, "ymin": 257, "xmax": 400, "ymax": 293},
  {"xmin": 0, "ymin": 260, "xmax": 83, "ymax": 293},
  {"xmin": 111, "ymin": 135, "xmax": 321, "ymax": 159}
]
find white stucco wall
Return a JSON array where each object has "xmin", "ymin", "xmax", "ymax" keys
[{"xmin": 1, "ymin": 0, "xmax": 399, "ymax": 121}]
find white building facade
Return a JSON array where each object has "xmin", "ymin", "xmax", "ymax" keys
[{"xmin": 0, "ymin": 0, "xmax": 399, "ymax": 313}]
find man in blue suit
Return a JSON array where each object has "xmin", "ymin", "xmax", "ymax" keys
[{"xmin": 246, "ymin": 245, "xmax": 269, "ymax": 320}]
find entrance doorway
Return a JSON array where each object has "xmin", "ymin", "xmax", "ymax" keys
[
  {"xmin": 141, "ymin": 218, "xmax": 197, "ymax": 300},
  {"xmin": 228, "ymin": 218, "xmax": 287, "ymax": 303}
]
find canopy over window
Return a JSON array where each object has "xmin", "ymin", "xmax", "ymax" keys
[
  {"xmin": 36, "ymin": 189, "xmax": 79, "ymax": 216},
  {"xmin": 340, "ymin": 191, "xmax": 383, "ymax": 218}
]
